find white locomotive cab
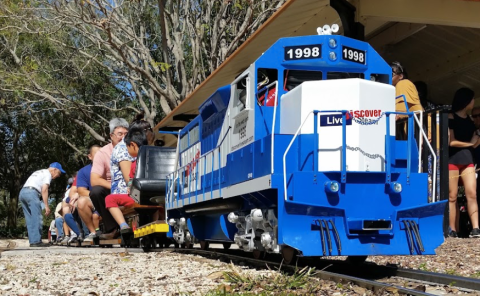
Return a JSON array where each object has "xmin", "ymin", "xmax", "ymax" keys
[{"xmin": 280, "ymin": 79, "xmax": 395, "ymax": 172}]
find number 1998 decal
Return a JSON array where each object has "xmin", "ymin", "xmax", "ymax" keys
[
  {"xmin": 342, "ymin": 46, "xmax": 366, "ymax": 65},
  {"xmin": 284, "ymin": 44, "xmax": 322, "ymax": 61}
]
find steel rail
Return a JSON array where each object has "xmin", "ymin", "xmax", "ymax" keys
[
  {"xmin": 308, "ymin": 258, "xmax": 480, "ymax": 292},
  {"xmin": 68, "ymin": 243, "xmax": 480, "ymax": 293},
  {"xmin": 144, "ymin": 248, "xmax": 436, "ymax": 296}
]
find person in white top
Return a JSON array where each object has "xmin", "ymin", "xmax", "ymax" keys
[
  {"xmin": 49, "ymin": 220, "xmax": 57, "ymax": 243},
  {"xmin": 20, "ymin": 162, "xmax": 65, "ymax": 247}
]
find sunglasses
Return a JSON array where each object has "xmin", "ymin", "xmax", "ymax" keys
[{"xmin": 472, "ymin": 114, "xmax": 480, "ymax": 118}]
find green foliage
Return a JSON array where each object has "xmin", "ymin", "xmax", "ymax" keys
[
  {"xmin": 418, "ymin": 262, "xmax": 429, "ymax": 271},
  {"xmin": 206, "ymin": 266, "xmax": 320, "ymax": 295},
  {"xmin": 0, "ymin": 0, "xmax": 284, "ymax": 228}
]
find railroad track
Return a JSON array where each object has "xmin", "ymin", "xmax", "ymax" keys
[{"xmin": 132, "ymin": 247, "xmax": 480, "ymax": 295}]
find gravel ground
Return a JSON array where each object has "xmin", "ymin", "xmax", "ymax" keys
[
  {"xmin": 367, "ymin": 237, "xmax": 480, "ymax": 277},
  {"xmin": 0, "ymin": 249, "xmax": 277, "ymax": 296},
  {"xmin": 0, "ymin": 238, "xmax": 478, "ymax": 296}
]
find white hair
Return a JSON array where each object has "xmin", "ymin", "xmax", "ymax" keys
[{"xmin": 109, "ymin": 118, "xmax": 129, "ymax": 134}]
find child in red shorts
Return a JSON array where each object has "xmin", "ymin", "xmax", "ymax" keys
[{"xmin": 105, "ymin": 126, "xmax": 146, "ymax": 233}]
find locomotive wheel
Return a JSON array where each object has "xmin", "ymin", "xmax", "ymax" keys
[
  {"xmin": 281, "ymin": 246, "xmax": 297, "ymax": 265},
  {"xmin": 174, "ymin": 243, "xmax": 179, "ymax": 248},
  {"xmin": 346, "ymin": 256, "xmax": 368, "ymax": 264},
  {"xmin": 185, "ymin": 242, "xmax": 194, "ymax": 249},
  {"xmin": 222, "ymin": 243, "xmax": 232, "ymax": 250},
  {"xmin": 252, "ymin": 250, "xmax": 264, "ymax": 260},
  {"xmin": 200, "ymin": 241, "xmax": 210, "ymax": 250}
]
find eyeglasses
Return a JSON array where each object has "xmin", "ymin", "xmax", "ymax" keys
[
  {"xmin": 472, "ymin": 114, "xmax": 480, "ymax": 118},
  {"xmin": 112, "ymin": 132, "xmax": 128, "ymax": 137}
]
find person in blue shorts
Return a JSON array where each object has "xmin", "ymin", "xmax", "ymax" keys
[{"xmin": 75, "ymin": 144, "xmax": 102, "ymax": 242}]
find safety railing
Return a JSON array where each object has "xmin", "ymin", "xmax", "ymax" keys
[
  {"xmin": 412, "ymin": 110, "xmax": 437, "ymax": 201},
  {"xmin": 396, "ymin": 94, "xmax": 444, "ymax": 202},
  {"xmin": 269, "ymin": 81, "xmax": 279, "ymax": 174},
  {"xmin": 166, "ymin": 126, "xmax": 231, "ymax": 208},
  {"xmin": 416, "ymin": 107, "xmax": 450, "ymax": 202},
  {"xmin": 257, "ymin": 80, "xmax": 279, "ymax": 174},
  {"xmin": 283, "ymin": 110, "xmax": 349, "ymax": 201}
]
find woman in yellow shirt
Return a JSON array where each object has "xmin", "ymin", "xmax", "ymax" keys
[{"xmin": 391, "ymin": 61, "xmax": 424, "ymax": 139}]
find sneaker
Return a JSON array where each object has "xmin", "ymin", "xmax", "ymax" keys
[
  {"xmin": 83, "ymin": 232, "xmax": 98, "ymax": 242},
  {"xmin": 470, "ymin": 228, "xmax": 480, "ymax": 238},
  {"xmin": 448, "ymin": 230, "xmax": 458, "ymax": 238},
  {"xmin": 56, "ymin": 236, "xmax": 63, "ymax": 243},
  {"xmin": 120, "ymin": 225, "xmax": 132, "ymax": 234},
  {"xmin": 68, "ymin": 236, "xmax": 79, "ymax": 245},
  {"xmin": 30, "ymin": 242, "xmax": 51, "ymax": 248},
  {"xmin": 61, "ymin": 236, "xmax": 70, "ymax": 244}
]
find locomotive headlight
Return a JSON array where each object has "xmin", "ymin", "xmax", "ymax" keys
[
  {"xmin": 179, "ymin": 217, "xmax": 186, "ymax": 226},
  {"xmin": 328, "ymin": 38, "xmax": 337, "ymax": 48},
  {"xmin": 168, "ymin": 218, "xmax": 176, "ymax": 226},
  {"xmin": 251, "ymin": 209, "xmax": 263, "ymax": 222},
  {"xmin": 324, "ymin": 181, "xmax": 339, "ymax": 193},
  {"xmin": 329, "ymin": 51, "xmax": 337, "ymax": 61},
  {"xmin": 261, "ymin": 233, "xmax": 272, "ymax": 247},
  {"xmin": 390, "ymin": 182, "xmax": 402, "ymax": 194},
  {"xmin": 228, "ymin": 212, "xmax": 238, "ymax": 223}
]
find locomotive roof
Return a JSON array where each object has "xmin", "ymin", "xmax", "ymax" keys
[{"xmin": 155, "ymin": 0, "xmax": 480, "ymax": 147}]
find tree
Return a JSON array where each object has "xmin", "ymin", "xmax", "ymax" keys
[
  {"xmin": 0, "ymin": 0, "xmax": 285, "ymax": 228},
  {"xmin": 2, "ymin": 0, "xmax": 285, "ymax": 130}
]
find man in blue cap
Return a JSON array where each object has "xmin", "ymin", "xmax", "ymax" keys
[{"xmin": 20, "ymin": 162, "xmax": 65, "ymax": 247}]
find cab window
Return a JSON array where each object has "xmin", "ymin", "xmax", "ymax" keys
[{"xmin": 284, "ymin": 70, "xmax": 322, "ymax": 91}]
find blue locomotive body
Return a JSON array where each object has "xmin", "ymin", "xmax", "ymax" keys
[{"xmin": 165, "ymin": 31, "xmax": 446, "ymax": 259}]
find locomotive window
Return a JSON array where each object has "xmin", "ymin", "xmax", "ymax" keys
[
  {"xmin": 180, "ymin": 133, "xmax": 188, "ymax": 151},
  {"xmin": 257, "ymin": 68, "xmax": 278, "ymax": 88},
  {"xmin": 257, "ymin": 68, "xmax": 278, "ymax": 106},
  {"xmin": 283, "ymin": 70, "xmax": 322, "ymax": 91},
  {"xmin": 327, "ymin": 72, "xmax": 365, "ymax": 80},
  {"xmin": 234, "ymin": 76, "xmax": 249, "ymax": 112},
  {"xmin": 189, "ymin": 124, "xmax": 199, "ymax": 145},
  {"xmin": 370, "ymin": 74, "xmax": 389, "ymax": 84}
]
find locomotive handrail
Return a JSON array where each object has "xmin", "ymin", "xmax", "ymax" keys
[
  {"xmin": 412, "ymin": 110, "xmax": 437, "ymax": 202},
  {"xmin": 390, "ymin": 95, "xmax": 438, "ymax": 202},
  {"xmin": 283, "ymin": 109, "xmax": 348, "ymax": 201},
  {"xmin": 385, "ymin": 110, "xmax": 414, "ymax": 186},
  {"xmin": 270, "ymin": 81, "xmax": 279, "ymax": 174},
  {"xmin": 166, "ymin": 126, "xmax": 231, "ymax": 207}
]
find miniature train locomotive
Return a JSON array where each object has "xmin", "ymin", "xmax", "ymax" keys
[{"xmin": 161, "ymin": 26, "xmax": 447, "ymax": 262}]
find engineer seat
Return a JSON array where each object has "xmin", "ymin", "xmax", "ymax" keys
[{"xmin": 130, "ymin": 146, "xmax": 176, "ymax": 206}]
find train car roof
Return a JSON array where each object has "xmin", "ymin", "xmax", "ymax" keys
[{"xmin": 156, "ymin": 0, "xmax": 480, "ymax": 147}]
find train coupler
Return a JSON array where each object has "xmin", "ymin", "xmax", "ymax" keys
[{"xmin": 314, "ymin": 219, "xmax": 342, "ymax": 255}]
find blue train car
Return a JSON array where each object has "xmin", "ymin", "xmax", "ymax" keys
[{"xmin": 165, "ymin": 26, "xmax": 446, "ymax": 262}]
